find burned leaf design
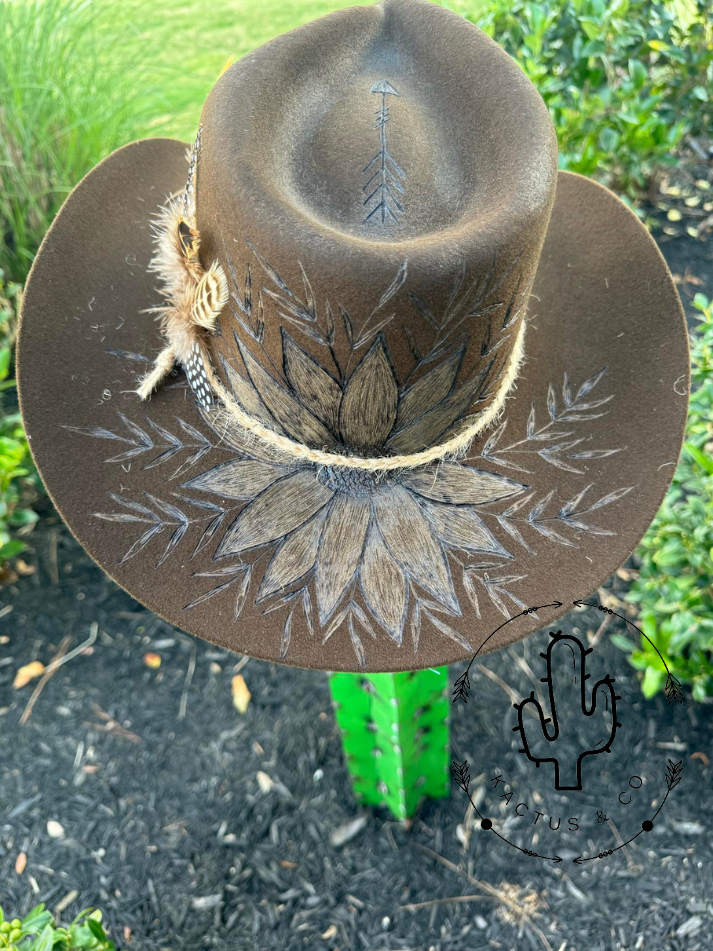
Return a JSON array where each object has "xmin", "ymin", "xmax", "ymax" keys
[
  {"xmin": 134, "ymin": 420, "xmax": 182, "ymax": 469},
  {"xmin": 223, "ymin": 240, "xmax": 515, "ymax": 456},
  {"xmin": 298, "ymin": 262, "xmax": 317, "ymax": 323},
  {"xmin": 404, "ymin": 248, "xmax": 521, "ymax": 388},
  {"xmin": 220, "ymin": 354, "xmax": 285, "ymax": 434},
  {"xmin": 478, "ymin": 366, "xmax": 618, "ymax": 474},
  {"xmin": 338, "ymin": 336, "xmax": 398, "ymax": 450},
  {"xmin": 395, "ymin": 345, "xmax": 464, "ymax": 429},
  {"xmin": 237, "ymin": 340, "xmax": 337, "ymax": 449},
  {"xmin": 583, "ymin": 485, "xmax": 635, "ymax": 512},
  {"xmin": 95, "ymin": 493, "xmax": 224, "ymax": 568},
  {"xmin": 176, "ymin": 495, "xmax": 227, "ymax": 556},
  {"xmin": 491, "ymin": 483, "xmax": 636, "ymax": 553},
  {"xmin": 185, "ymin": 565, "xmax": 251, "ymax": 613},
  {"xmin": 422, "ymin": 608, "xmax": 472, "ymax": 652},
  {"xmin": 359, "ymin": 525, "xmax": 407, "ymax": 643},
  {"xmin": 182, "ymin": 459, "xmax": 290, "ymax": 500},
  {"xmin": 352, "ymin": 261, "xmax": 407, "ymax": 348},
  {"xmin": 372, "ymin": 485, "xmax": 458, "ymax": 614},
  {"xmin": 401, "ymin": 464, "xmax": 526, "ymax": 506},
  {"xmin": 244, "ymin": 239, "xmax": 315, "ymax": 325},
  {"xmin": 316, "ymin": 494, "xmax": 371, "ymax": 624},
  {"xmin": 282, "ymin": 331, "xmax": 342, "ymax": 433},
  {"xmin": 302, "ymin": 587, "xmax": 315, "ymax": 637},
  {"xmin": 215, "ymin": 469, "xmax": 334, "ymax": 557},
  {"xmin": 144, "ymin": 495, "xmax": 191, "ymax": 567},
  {"xmin": 348, "ymin": 616, "xmax": 366, "ymax": 668},
  {"xmin": 421, "ymin": 501, "xmax": 509, "ymax": 557},
  {"xmin": 478, "ymin": 572, "xmax": 528, "ymax": 618},
  {"xmin": 385, "ymin": 362, "xmax": 493, "ymax": 454},
  {"xmin": 82, "ymin": 235, "xmax": 637, "ymax": 665},
  {"xmin": 257, "ymin": 507, "xmax": 328, "ymax": 601},
  {"xmin": 279, "ymin": 609, "xmax": 296, "ymax": 660},
  {"xmin": 222, "ymin": 238, "xmax": 265, "ymax": 345},
  {"xmin": 64, "ymin": 413, "xmax": 213, "ymax": 479}
]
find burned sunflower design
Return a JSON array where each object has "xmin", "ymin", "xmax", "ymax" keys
[
  {"xmin": 177, "ymin": 329, "xmax": 527, "ymax": 658},
  {"xmin": 68, "ymin": 245, "xmax": 634, "ymax": 667}
]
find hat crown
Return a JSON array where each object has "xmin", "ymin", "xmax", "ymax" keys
[{"xmin": 196, "ymin": 0, "xmax": 558, "ymax": 456}]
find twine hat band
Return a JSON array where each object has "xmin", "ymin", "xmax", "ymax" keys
[
  {"xmin": 200, "ymin": 319, "xmax": 526, "ymax": 472},
  {"xmin": 136, "ymin": 134, "xmax": 528, "ymax": 473}
]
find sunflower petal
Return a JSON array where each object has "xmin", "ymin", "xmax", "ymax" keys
[
  {"xmin": 258, "ymin": 507, "xmax": 328, "ymax": 600},
  {"xmin": 282, "ymin": 332, "xmax": 342, "ymax": 434},
  {"xmin": 396, "ymin": 346, "xmax": 464, "ymax": 428},
  {"xmin": 359, "ymin": 525, "xmax": 407, "ymax": 643},
  {"xmin": 373, "ymin": 484, "xmax": 458, "ymax": 613},
  {"xmin": 420, "ymin": 501, "xmax": 510, "ymax": 556},
  {"xmin": 183, "ymin": 459, "xmax": 290, "ymax": 500},
  {"xmin": 237, "ymin": 340, "xmax": 337, "ymax": 448},
  {"xmin": 210, "ymin": 416, "xmax": 297, "ymax": 466},
  {"xmin": 316, "ymin": 493, "xmax": 370, "ymax": 624},
  {"xmin": 216, "ymin": 469, "xmax": 334, "ymax": 557},
  {"xmin": 339, "ymin": 336, "xmax": 398, "ymax": 450},
  {"xmin": 401, "ymin": 464, "xmax": 526, "ymax": 505},
  {"xmin": 204, "ymin": 402, "xmax": 296, "ymax": 467},
  {"xmin": 220, "ymin": 355, "xmax": 285, "ymax": 433},
  {"xmin": 386, "ymin": 363, "xmax": 492, "ymax": 454}
]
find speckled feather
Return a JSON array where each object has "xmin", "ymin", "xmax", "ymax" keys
[{"xmin": 136, "ymin": 144, "xmax": 227, "ymax": 407}]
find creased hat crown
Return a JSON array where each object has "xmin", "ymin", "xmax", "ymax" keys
[{"xmin": 193, "ymin": 0, "xmax": 558, "ymax": 457}]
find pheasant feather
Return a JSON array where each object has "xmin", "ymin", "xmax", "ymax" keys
[
  {"xmin": 191, "ymin": 261, "xmax": 229, "ymax": 331},
  {"xmin": 136, "ymin": 149, "xmax": 227, "ymax": 408}
]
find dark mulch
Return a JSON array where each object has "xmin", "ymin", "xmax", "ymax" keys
[
  {"xmin": 0, "ymin": 233, "xmax": 711, "ymax": 951},
  {"xmin": 659, "ymin": 230, "xmax": 713, "ymax": 329}
]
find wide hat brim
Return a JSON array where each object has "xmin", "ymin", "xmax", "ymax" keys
[{"xmin": 18, "ymin": 138, "xmax": 689, "ymax": 672}]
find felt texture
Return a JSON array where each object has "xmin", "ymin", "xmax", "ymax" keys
[
  {"xmin": 198, "ymin": 0, "xmax": 559, "ymax": 419},
  {"xmin": 17, "ymin": 0, "xmax": 689, "ymax": 673}
]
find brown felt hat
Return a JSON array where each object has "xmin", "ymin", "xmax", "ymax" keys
[{"xmin": 18, "ymin": 0, "xmax": 690, "ymax": 672}]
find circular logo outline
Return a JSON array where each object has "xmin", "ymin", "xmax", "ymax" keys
[{"xmin": 452, "ymin": 598, "xmax": 684, "ymax": 865}]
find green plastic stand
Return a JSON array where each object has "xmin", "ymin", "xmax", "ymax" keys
[{"xmin": 328, "ymin": 667, "xmax": 450, "ymax": 821}]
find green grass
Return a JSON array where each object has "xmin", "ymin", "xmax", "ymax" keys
[
  {"xmin": 0, "ymin": 0, "xmax": 392, "ymax": 283},
  {"xmin": 118, "ymin": 0, "xmax": 388, "ymax": 142},
  {"xmin": 2, "ymin": 0, "xmax": 705, "ymax": 282},
  {"xmin": 0, "ymin": 0, "xmax": 158, "ymax": 282}
]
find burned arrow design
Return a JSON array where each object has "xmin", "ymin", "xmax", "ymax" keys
[{"xmin": 362, "ymin": 79, "xmax": 406, "ymax": 224}]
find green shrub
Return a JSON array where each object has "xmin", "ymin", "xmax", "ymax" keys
[
  {"xmin": 616, "ymin": 294, "xmax": 713, "ymax": 701},
  {"xmin": 0, "ymin": 0, "xmax": 160, "ymax": 284},
  {"xmin": 0, "ymin": 903, "xmax": 115, "ymax": 951},
  {"xmin": 471, "ymin": 0, "xmax": 713, "ymax": 200},
  {"xmin": 0, "ymin": 270, "xmax": 37, "ymax": 569}
]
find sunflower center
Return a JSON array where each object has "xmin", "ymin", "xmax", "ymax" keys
[{"xmin": 317, "ymin": 465, "xmax": 395, "ymax": 496}]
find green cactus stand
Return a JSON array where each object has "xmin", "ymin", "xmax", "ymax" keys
[{"xmin": 329, "ymin": 667, "xmax": 450, "ymax": 820}]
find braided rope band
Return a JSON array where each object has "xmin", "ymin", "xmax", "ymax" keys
[{"xmin": 199, "ymin": 319, "xmax": 526, "ymax": 472}]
